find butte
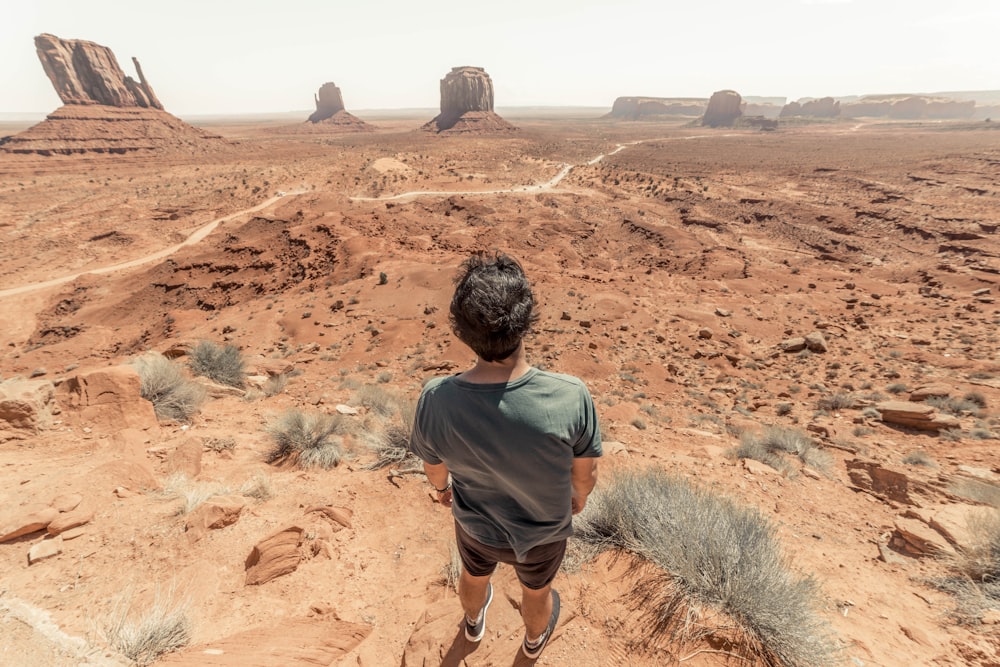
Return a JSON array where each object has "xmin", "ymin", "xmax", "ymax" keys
[
  {"xmin": 421, "ymin": 66, "xmax": 517, "ymax": 134},
  {"xmin": 0, "ymin": 33, "xmax": 223, "ymax": 156}
]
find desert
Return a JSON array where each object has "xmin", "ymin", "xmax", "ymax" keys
[{"xmin": 2, "ymin": 25, "xmax": 1000, "ymax": 667}]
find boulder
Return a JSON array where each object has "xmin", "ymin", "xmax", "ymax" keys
[
  {"xmin": 891, "ymin": 516, "xmax": 955, "ymax": 557},
  {"xmin": 846, "ymin": 460, "xmax": 921, "ymax": 505},
  {"xmin": 245, "ymin": 526, "xmax": 304, "ymax": 585},
  {"xmin": 422, "ymin": 67, "xmax": 516, "ymax": 134},
  {"xmin": 47, "ymin": 504, "xmax": 94, "ymax": 536},
  {"xmin": 28, "ymin": 536, "xmax": 64, "ymax": 564},
  {"xmin": 702, "ymin": 90, "xmax": 743, "ymax": 127},
  {"xmin": 779, "ymin": 337, "xmax": 807, "ymax": 353},
  {"xmin": 908, "ymin": 383, "xmax": 952, "ymax": 402},
  {"xmin": 0, "ymin": 379, "xmax": 56, "ymax": 440},
  {"xmin": 165, "ymin": 435, "xmax": 203, "ymax": 478},
  {"xmin": 0, "ymin": 506, "xmax": 59, "ymax": 542},
  {"xmin": 804, "ymin": 331, "xmax": 828, "ymax": 353},
  {"xmin": 34, "ymin": 33, "xmax": 162, "ymax": 108},
  {"xmin": 184, "ymin": 495, "xmax": 246, "ymax": 542},
  {"xmin": 876, "ymin": 400, "xmax": 961, "ymax": 431},
  {"xmin": 58, "ymin": 365, "xmax": 158, "ymax": 432}
]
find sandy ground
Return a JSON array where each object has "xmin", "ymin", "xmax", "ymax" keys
[{"xmin": 1, "ymin": 114, "xmax": 999, "ymax": 666}]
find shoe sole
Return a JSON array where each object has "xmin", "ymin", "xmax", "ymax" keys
[
  {"xmin": 522, "ymin": 589, "xmax": 560, "ymax": 659},
  {"xmin": 465, "ymin": 582, "xmax": 493, "ymax": 642}
]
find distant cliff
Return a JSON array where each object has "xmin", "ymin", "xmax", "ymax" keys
[{"xmin": 608, "ymin": 97, "xmax": 707, "ymax": 119}]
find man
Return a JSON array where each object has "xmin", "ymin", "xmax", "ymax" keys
[{"xmin": 409, "ymin": 251, "xmax": 602, "ymax": 660}]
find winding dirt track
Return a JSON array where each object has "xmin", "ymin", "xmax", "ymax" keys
[
  {"xmin": 0, "ymin": 134, "xmax": 723, "ymax": 299},
  {"xmin": 0, "ymin": 190, "xmax": 306, "ymax": 299}
]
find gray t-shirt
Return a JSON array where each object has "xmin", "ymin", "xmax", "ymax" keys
[{"xmin": 409, "ymin": 367, "xmax": 602, "ymax": 561}]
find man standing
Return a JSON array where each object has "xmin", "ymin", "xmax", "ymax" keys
[{"xmin": 409, "ymin": 252, "xmax": 602, "ymax": 660}]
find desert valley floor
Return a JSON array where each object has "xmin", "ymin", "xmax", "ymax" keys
[{"xmin": 1, "ymin": 114, "xmax": 999, "ymax": 666}]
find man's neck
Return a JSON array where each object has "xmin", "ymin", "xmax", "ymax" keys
[{"xmin": 460, "ymin": 344, "xmax": 532, "ymax": 384}]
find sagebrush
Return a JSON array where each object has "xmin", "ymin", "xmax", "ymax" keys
[
  {"xmin": 266, "ymin": 410, "xmax": 348, "ymax": 469},
  {"xmin": 573, "ymin": 467, "xmax": 839, "ymax": 667},
  {"xmin": 103, "ymin": 585, "xmax": 191, "ymax": 666},
  {"xmin": 131, "ymin": 354, "xmax": 206, "ymax": 422},
  {"xmin": 189, "ymin": 341, "xmax": 245, "ymax": 388}
]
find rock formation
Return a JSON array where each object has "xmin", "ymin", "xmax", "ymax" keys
[
  {"xmin": 841, "ymin": 95, "xmax": 975, "ymax": 120},
  {"xmin": 422, "ymin": 67, "xmax": 516, "ymax": 134},
  {"xmin": 1, "ymin": 34, "xmax": 224, "ymax": 155},
  {"xmin": 303, "ymin": 82, "xmax": 373, "ymax": 132},
  {"xmin": 702, "ymin": 90, "xmax": 743, "ymax": 127},
  {"xmin": 35, "ymin": 33, "xmax": 162, "ymax": 109},
  {"xmin": 608, "ymin": 97, "xmax": 707, "ymax": 120},
  {"xmin": 781, "ymin": 97, "xmax": 841, "ymax": 118}
]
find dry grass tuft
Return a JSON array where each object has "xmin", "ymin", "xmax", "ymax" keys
[
  {"xmin": 189, "ymin": 340, "xmax": 245, "ymax": 388},
  {"xmin": 131, "ymin": 353, "xmax": 206, "ymax": 422},
  {"xmin": 573, "ymin": 467, "xmax": 839, "ymax": 667},
  {"xmin": 103, "ymin": 585, "xmax": 191, "ymax": 666},
  {"xmin": 266, "ymin": 410, "xmax": 348, "ymax": 469}
]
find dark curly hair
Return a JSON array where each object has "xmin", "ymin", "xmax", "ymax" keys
[{"xmin": 449, "ymin": 252, "xmax": 539, "ymax": 362}]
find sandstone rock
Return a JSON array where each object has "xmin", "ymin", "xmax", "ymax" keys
[
  {"xmin": 35, "ymin": 33, "xmax": 162, "ymax": 108},
  {"xmin": 422, "ymin": 67, "xmax": 516, "ymax": 134},
  {"xmin": 780, "ymin": 337, "xmax": 807, "ymax": 352},
  {"xmin": 58, "ymin": 365, "xmax": 158, "ymax": 432},
  {"xmin": 607, "ymin": 96, "xmax": 707, "ymax": 119},
  {"xmin": 165, "ymin": 436, "xmax": 203, "ymax": 478},
  {"xmin": 876, "ymin": 400, "xmax": 961, "ymax": 431},
  {"xmin": 804, "ymin": 331, "xmax": 828, "ymax": 353},
  {"xmin": 185, "ymin": 495, "xmax": 245, "ymax": 542},
  {"xmin": 0, "ymin": 506, "xmax": 59, "ymax": 542},
  {"xmin": 28, "ymin": 536, "xmax": 64, "ymax": 564},
  {"xmin": 0, "ymin": 379, "xmax": 56, "ymax": 440},
  {"xmin": 245, "ymin": 526, "xmax": 304, "ymax": 585},
  {"xmin": 702, "ymin": 90, "xmax": 743, "ymax": 127},
  {"xmin": 156, "ymin": 609, "xmax": 370, "ymax": 665},
  {"xmin": 47, "ymin": 504, "xmax": 94, "ymax": 536},
  {"xmin": 303, "ymin": 82, "xmax": 374, "ymax": 132},
  {"xmin": 697, "ymin": 327, "xmax": 713, "ymax": 339},
  {"xmin": 846, "ymin": 460, "xmax": 919, "ymax": 505},
  {"xmin": 305, "ymin": 505, "xmax": 353, "ymax": 530},
  {"xmin": 892, "ymin": 516, "xmax": 955, "ymax": 557},
  {"xmin": 842, "ymin": 95, "xmax": 975, "ymax": 120},
  {"xmin": 908, "ymin": 383, "xmax": 952, "ymax": 402},
  {"xmin": 904, "ymin": 504, "xmax": 976, "ymax": 551},
  {"xmin": 49, "ymin": 493, "xmax": 83, "ymax": 513}
]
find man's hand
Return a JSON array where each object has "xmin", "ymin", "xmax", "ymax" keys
[
  {"xmin": 437, "ymin": 488, "xmax": 453, "ymax": 508},
  {"xmin": 424, "ymin": 461, "xmax": 453, "ymax": 508},
  {"xmin": 571, "ymin": 491, "xmax": 587, "ymax": 515}
]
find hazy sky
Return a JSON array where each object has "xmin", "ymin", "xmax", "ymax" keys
[{"xmin": 3, "ymin": 0, "xmax": 997, "ymax": 115}]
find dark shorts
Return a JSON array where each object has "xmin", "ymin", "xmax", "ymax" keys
[{"xmin": 454, "ymin": 521, "xmax": 566, "ymax": 590}]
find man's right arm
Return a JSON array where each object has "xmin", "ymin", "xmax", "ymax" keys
[{"xmin": 571, "ymin": 456, "xmax": 598, "ymax": 514}]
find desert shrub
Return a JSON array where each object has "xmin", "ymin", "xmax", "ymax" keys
[
  {"xmin": 939, "ymin": 428, "xmax": 964, "ymax": 442},
  {"xmin": 573, "ymin": 468, "xmax": 839, "ymax": 666},
  {"xmin": 103, "ymin": 585, "xmax": 191, "ymax": 666},
  {"xmin": 817, "ymin": 393, "xmax": 856, "ymax": 411},
  {"xmin": 132, "ymin": 354, "xmax": 206, "ymax": 422},
  {"xmin": 631, "ymin": 417, "xmax": 648, "ymax": 430},
  {"xmin": 351, "ymin": 384, "xmax": 399, "ymax": 418},
  {"xmin": 263, "ymin": 374, "xmax": 288, "ymax": 397},
  {"xmin": 189, "ymin": 341, "xmax": 245, "ymax": 388},
  {"xmin": 902, "ymin": 450, "xmax": 936, "ymax": 467},
  {"xmin": 852, "ymin": 425, "xmax": 875, "ymax": 437},
  {"xmin": 162, "ymin": 474, "xmax": 228, "ymax": 515},
  {"xmin": 266, "ymin": 410, "xmax": 347, "ymax": 469},
  {"xmin": 441, "ymin": 541, "xmax": 462, "ymax": 592},
  {"xmin": 775, "ymin": 402, "xmax": 793, "ymax": 416},
  {"xmin": 861, "ymin": 406, "xmax": 882, "ymax": 420},
  {"xmin": 204, "ymin": 436, "xmax": 236, "ymax": 453},
  {"xmin": 886, "ymin": 383, "xmax": 908, "ymax": 395},
  {"xmin": 932, "ymin": 509, "xmax": 1000, "ymax": 623},
  {"xmin": 361, "ymin": 397, "xmax": 421, "ymax": 472},
  {"xmin": 735, "ymin": 426, "xmax": 830, "ymax": 474},
  {"xmin": 926, "ymin": 396, "xmax": 982, "ymax": 417},
  {"xmin": 239, "ymin": 472, "xmax": 273, "ymax": 501},
  {"xmin": 963, "ymin": 391, "xmax": 988, "ymax": 409}
]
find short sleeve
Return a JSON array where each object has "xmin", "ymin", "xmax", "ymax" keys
[
  {"xmin": 408, "ymin": 386, "xmax": 443, "ymax": 465},
  {"xmin": 572, "ymin": 385, "xmax": 603, "ymax": 458}
]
